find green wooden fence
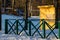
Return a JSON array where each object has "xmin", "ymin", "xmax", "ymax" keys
[{"xmin": 5, "ymin": 19, "xmax": 60, "ymax": 39}]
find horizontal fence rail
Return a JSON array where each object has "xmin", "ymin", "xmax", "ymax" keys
[{"xmin": 5, "ymin": 19, "xmax": 60, "ymax": 39}]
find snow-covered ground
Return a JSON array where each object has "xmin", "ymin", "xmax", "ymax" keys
[{"xmin": 1, "ymin": 14, "xmax": 59, "ymax": 40}]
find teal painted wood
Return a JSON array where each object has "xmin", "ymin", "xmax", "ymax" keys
[
  {"xmin": 45, "ymin": 21, "xmax": 58, "ymax": 39},
  {"xmin": 58, "ymin": 22, "xmax": 60, "ymax": 39},
  {"xmin": 42, "ymin": 19, "xmax": 46, "ymax": 38},
  {"xmin": 5, "ymin": 19, "xmax": 8, "ymax": 34},
  {"xmin": 4, "ymin": 19, "xmax": 59, "ymax": 39},
  {"xmin": 29, "ymin": 21, "xmax": 31, "ymax": 36},
  {"xmin": 16, "ymin": 20, "xmax": 18, "ymax": 34}
]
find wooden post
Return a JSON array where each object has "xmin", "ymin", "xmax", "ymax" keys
[
  {"xmin": 4, "ymin": 0, "xmax": 6, "ymax": 13},
  {"xmin": 24, "ymin": 0, "xmax": 28, "ymax": 30},
  {"xmin": 0, "ymin": 0, "xmax": 2, "ymax": 30},
  {"xmin": 42, "ymin": 19, "xmax": 46, "ymax": 38},
  {"xmin": 29, "ymin": 21, "xmax": 31, "ymax": 36},
  {"xmin": 16, "ymin": 20, "xmax": 18, "ymax": 34},
  {"xmin": 54, "ymin": 0, "xmax": 58, "ymax": 29},
  {"xmin": 5, "ymin": 19, "xmax": 8, "ymax": 34},
  {"xmin": 12, "ymin": 0, "xmax": 14, "ymax": 13},
  {"xmin": 54, "ymin": 0, "xmax": 59, "ymax": 39}
]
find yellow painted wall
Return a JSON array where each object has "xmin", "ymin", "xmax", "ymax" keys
[{"xmin": 37, "ymin": 5, "xmax": 55, "ymax": 30}]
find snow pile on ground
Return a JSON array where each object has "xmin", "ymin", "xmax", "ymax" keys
[
  {"xmin": 0, "ymin": 32, "xmax": 59, "ymax": 40},
  {"xmin": 0, "ymin": 34, "xmax": 59, "ymax": 40}
]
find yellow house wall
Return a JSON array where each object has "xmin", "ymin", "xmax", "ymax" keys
[{"xmin": 37, "ymin": 5, "xmax": 55, "ymax": 30}]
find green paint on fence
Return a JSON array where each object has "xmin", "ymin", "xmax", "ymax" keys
[
  {"xmin": 5, "ymin": 19, "xmax": 8, "ymax": 34},
  {"xmin": 42, "ymin": 19, "xmax": 46, "ymax": 38},
  {"xmin": 58, "ymin": 22, "xmax": 60, "ymax": 39}
]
